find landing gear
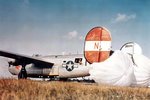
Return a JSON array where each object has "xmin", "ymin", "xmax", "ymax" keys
[{"xmin": 18, "ymin": 65, "xmax": 27, "ymax": 79}]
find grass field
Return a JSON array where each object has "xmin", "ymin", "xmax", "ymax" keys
[{"xmin": 0, "ymin": 78, "xmax": 150, "ymax": 100}]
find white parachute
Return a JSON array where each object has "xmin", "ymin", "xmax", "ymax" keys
[
  {"xmin": 90, "ymin": 42, "xmax": 150, "ymax": 87},
  {"xmin": 120, "ymin": 42, "xmax": 142, "ymax": 55},
  {"xmin": 89, "ymin": 50, "xmax": 135, "ymax": 86},
  {"xmin": 132, "ymin": 54, "xmax": 150, "ymax": 87},
  {"xmin": 121, "ymin": 42, "xmax": 150, "ymax": 87}
]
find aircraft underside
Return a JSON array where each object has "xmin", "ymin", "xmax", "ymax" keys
[{"xmin": 8, "ymin": 62, "xmax": 90, "ymax": 79}]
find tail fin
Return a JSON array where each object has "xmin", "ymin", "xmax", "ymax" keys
[{"xmin": 84, "ymin": 27, "xmax": 112, "ymax": 64}]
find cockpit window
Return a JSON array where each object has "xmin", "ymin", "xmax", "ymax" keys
[{"xmin": 74, "ymin": 58, "xmax": 82, "ymax": 64}]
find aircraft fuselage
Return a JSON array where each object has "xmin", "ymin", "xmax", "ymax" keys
[{"xmin": 8, "ymin": 54, "xmax": 90, "ymax": 78}]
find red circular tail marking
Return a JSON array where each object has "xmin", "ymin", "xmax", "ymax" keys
[{"xmin": 84, "ymin": 27, "xmax": 111, "ymax": 64}]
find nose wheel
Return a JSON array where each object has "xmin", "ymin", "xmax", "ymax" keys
[{"xmin": 18, "ymin": 65, "xmax": 27, "ymax": 79}]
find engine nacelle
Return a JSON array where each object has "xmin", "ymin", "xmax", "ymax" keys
[{"xmin": 8, "ymin": 65, "xmax": 21, "ymax": 75}]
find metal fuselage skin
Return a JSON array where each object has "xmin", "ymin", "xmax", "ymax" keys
[{"xmin": 8, "ymin": 54, "xmax": 91, "ymax": 78}]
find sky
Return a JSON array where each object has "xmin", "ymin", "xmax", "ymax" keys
[{"xmin": 0, "ymin": 0, "xmax": 150, "ymax": 77}]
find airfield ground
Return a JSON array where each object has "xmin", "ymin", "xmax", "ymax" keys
[{"xmin": 0, "ymin": 78, "xmax": 150, "ymax": 100}]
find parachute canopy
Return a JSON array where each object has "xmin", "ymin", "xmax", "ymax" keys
[
  {"xmin": 120, "ymin": 42, "xmax": 142, "ymax": 55},
  {"xmin": 132, "ymin": 54, "xmax": 150, "ymax": 87},
  {"xmin": 90, "ymin": 42, "xmax": 150, "ymax": 87},
  {"xmin": 89, "ymin": 50, "xmax": 134, "ymax": 86}
]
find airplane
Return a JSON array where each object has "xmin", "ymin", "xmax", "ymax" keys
[{"xmin": 0, "ymin": 27, "xmax": 112, "ymax": 80}]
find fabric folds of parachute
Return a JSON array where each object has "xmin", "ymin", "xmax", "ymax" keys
[
  {"xmin": 89, "ymin": 50, "xmax": 134, "ymax": 86},
  {"xmin": 132, "ymin": 54, "xmax": 150, "ymax": 87},
  {"xmin": 120, "ymin": 42, "xmax": 142, "ymax": 55}
]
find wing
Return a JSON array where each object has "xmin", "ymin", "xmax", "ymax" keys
[{"xmin": 0, "ymin": 50, "xmax": 54, "ymax": 68}]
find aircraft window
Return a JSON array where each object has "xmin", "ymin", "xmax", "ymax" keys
[
  {"xmin": 75, "ymin": 58, "xmax": 82, "ymax": 64},
  {"xmin": 55, "ymin": 56, "xmax": 58, "ymax": 58},
  {"xmin": 63, "ymin": 61, "xmax": 66, "ymax": 63}
]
